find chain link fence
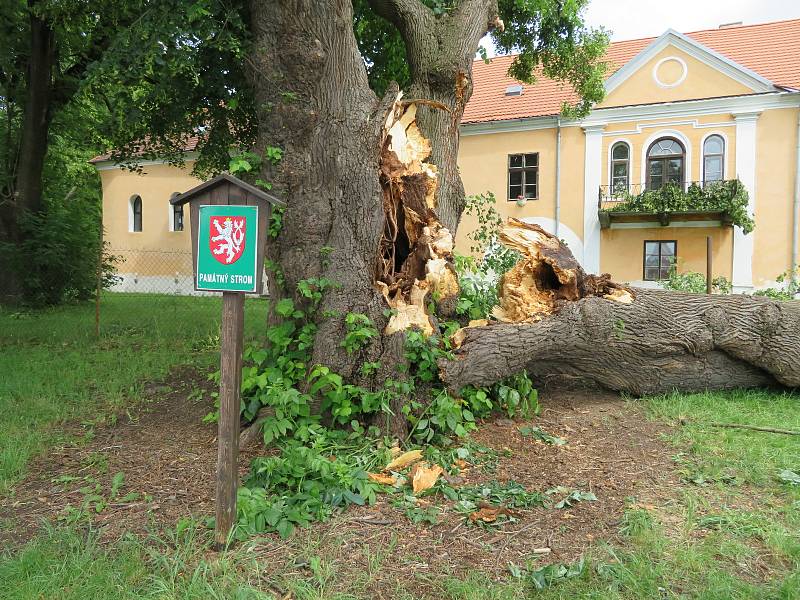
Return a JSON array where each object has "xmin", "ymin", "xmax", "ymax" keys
[
  {"xmin": 106, "ymin": 247, "xmax": 269, "ymax": 296},
  {"xmin": 90, "ymin": 247, "xmax": 268, "ymax": 339},
  {"xmin": 107, "ymin": 248, "xmax": 200, "ymax": 295}
]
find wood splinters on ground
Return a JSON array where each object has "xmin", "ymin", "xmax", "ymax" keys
[
  {"xmin": 411, "ymin": 462, "xmax": 444, "ymax": 494},
  {"xmin": 469, "ymin": 506, "xmax": 519, "ymax": 523},
  {"xmin": 384, "ymin": 449, "xmax": 423, "ymax": 472},
  {"xmin": 368, "ymin": 473, "xmax": 397, "ymax": 486},
  {"xmin": 376, "ymin": 94, "xmax": 459, "ymax": 336}
]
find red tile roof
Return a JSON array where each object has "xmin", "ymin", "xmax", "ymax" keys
[
  {"xmin": 90, "ymin": 135, "xmax": 201, "ymax": 164},
  {"xmin": 463, "ymin": 18, "xmax": 800, "ymax": 124}
]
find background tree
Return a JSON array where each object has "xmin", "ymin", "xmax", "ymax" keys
[
  {"xmin": 0, "ymin": 0, "xmax": 143, "ymax": 302},
  {"xmin": 0, "ymin": 0, "xmax": 255, "ymax": 303}
]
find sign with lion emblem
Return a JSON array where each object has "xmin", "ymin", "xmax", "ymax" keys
[
  {"xmin": 196, "ymin": 205, "xmax": 259, "ymax": 292},
  {"xmin": 209, "ymin": 215, "xmax": 246, "ymax": 264}
]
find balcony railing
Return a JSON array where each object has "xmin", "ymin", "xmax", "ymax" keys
[
  {"xmin": 597, "ymin": 179, "xmax": 752, "ymax": 231},
  {"xmin": 598, "ymin": 180, "xmax": 738, "ymax": 210}
]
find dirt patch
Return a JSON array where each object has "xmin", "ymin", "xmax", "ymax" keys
[
  {"xmin": 1, "ymin": 370, "xmax": 679, "ymax": 596},
  {"xmin": 272, "ymin": 392, "xmax": 679, "ymax": 598},
  {"xmin": 1, "ymin": 366, "xmax": 264, "ymax": 545}
]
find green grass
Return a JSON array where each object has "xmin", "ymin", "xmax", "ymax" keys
[
  {"xmin": 0, "ymin": 293, "xmax": 266, "ymax": 492},
  {"xmin": 0, "ymin": 525, "xmax": 274, "ymax": 599},
  {"xmin": 2, "ymin": 309, "xmax": 799, "ymax": 599}
]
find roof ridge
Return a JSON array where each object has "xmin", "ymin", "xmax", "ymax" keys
[
  {"xmin": 683, "ymin": 17, "xmax": 800, "ymax": 37},
  {"xmin": 473, "ymin": 16, "xmax": 800, "ymax": 63}
]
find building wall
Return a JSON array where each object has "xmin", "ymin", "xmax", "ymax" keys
[
  {"xmin": 99, "ymin": 160, "xmax": 201, "ymax": 259},
  {"xmin": 600, "ymin": 46, "xmax": 753, "ymax": 109},
  {"xmin": 99, "ymin": 161, "xmax": 201, "ymax": 292},
  {"xmin": 457, "ymin": 125, "xmax": 586, "ymax": 260},
  {"xmin": 753, "ymin": 107, "xmax": 799, "ymax": 284},
  {"xmin": 600, "ymin": 112, "xmax": 737, "ymax": 188},
  {"xmin": 601, "ymin": 226, "xmax": 733, "ymax": 284},
  {"xmin": 96, "ymin": 99, "xmax": 799, "ymax": 292},
  {"xmin": 458, "ymin": 103, "xmax": 798, "ymax": 289}
]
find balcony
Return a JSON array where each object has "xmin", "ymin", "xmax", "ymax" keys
[{"xmin": 597, "ymin": 180, "xmax": 752, "ymax": 231}]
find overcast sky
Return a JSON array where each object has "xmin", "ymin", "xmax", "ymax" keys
[{"xmin": 583, "ymin": 0, "xmax": 800, "ymax": 41}]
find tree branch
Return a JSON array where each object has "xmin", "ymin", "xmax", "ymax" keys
[
  {"xmin": 366, "ymin": 0, "xmax": 434, "ymax": 32},
  {"xmin": 451, "ymin": 0, "xmax": 501, "ymax": 32}
]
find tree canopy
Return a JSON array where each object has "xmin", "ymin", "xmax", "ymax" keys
[
  {"xmin": 92, "ymin": 0, "xmax": 608, "ymax": 175},
  {"xmin": 0, "ymin": 0, "xmax": 607, "ymax": 304}
]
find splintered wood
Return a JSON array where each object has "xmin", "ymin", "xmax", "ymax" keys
[
  {"xmin": 493, "ymin": 219, "xmax": 633, "ymax": 324},
  {"xmin": 376, "ymin": 94, "xmax": 458, "ymax": 335}
]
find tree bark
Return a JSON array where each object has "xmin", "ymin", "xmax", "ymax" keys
[
  {"xmin": 248, "ymin": 0, "xmax": 391, "ymax": 380},
  {"xmin": 14, "ymin": 4, "xmax": 55, "ymax": 219},
  {"xmin": 368, "ymin": 0, "xmax": 502, "ymax": 233},
  {"xmin": 440, "ymin": 220, "xmax": 800, "ymax": 396},
  {"xmin": 248, "ymin": 0, "xmax": 463, "ymax": 386},
  {"xmin": 0, "ymin": 4, "xmax": 55, "ymax": 300}
]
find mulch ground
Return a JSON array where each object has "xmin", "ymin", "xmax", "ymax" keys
[{"xmin": 1, "ymin": 366, "xmax": 679, "ymax": 596}]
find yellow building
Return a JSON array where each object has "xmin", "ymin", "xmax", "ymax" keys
[
  {"xmin": 458, "ymin": 19, "xmax": 800, "ymax": 292},
  {"xmin": 95, "ymin": 19, "xmax": 800, "ymax": 293}
]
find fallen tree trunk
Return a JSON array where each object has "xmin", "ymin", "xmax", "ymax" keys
[{"xmin": 440, "ymin": 220, "xmax": 800, "ymax": 396}]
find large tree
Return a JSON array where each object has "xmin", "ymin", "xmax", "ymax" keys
[{"xmin": 244, "ymin": 0, "xmax": 607, "ymax": 403}]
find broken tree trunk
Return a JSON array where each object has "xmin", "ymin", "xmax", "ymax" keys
[{"xmin": 441, "ymin": 219, "xmax": 800, "ymax": 396}]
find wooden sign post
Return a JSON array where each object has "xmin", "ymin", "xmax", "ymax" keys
[{"xmin": 171, "ymin": 174, "xmax": 284, "ymax": 550}]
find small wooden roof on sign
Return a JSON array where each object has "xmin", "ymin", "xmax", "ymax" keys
[{"xmin": 170, "ymin": 173, "xmax": 285, "ymax": 207}]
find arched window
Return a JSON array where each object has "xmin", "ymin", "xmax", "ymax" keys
[
  {"xmin": 610, "ymin": 142, "xmax": 630, "ymax": 192},
  {"xmin": 170, "ymin": 192, "xmax": 184, "ymax": 231},
  {"xmin": 130, "ymin": 195, "xmax": 143, "ymax": 232},
  {"xmin": 703, "ymin": 135, "xmax": 725, "ymax": 184},
  {"xmin": 646, "ymin": 137, "xmax": 685, "ymax": 190}
]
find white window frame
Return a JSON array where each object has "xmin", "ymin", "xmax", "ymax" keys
[
  {"xmin": 700, "ymin": 131, "xmax": 728, "ymax": 184},
  {"xmin": 168, "ymin": 193, "xmax": 183, "ymax": 232},
  {"xmin": 129, "ymin": 195, "xmax": 143, "ymax": 233},
  {"xmin": 608, "ymin": 139, "xmax": 632, "ymax": 192}
]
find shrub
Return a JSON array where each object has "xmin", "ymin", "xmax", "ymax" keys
[
  {"xmin": 4, "ymin": 200, "xmax": 118, "ymax": 306},
  {"xmin": 455, "ymin": 192, "xmax": 521, "ymax": 320},
  {"xmin": 659, "ymin": 270, "xmax": 731, "ymax": 295}
]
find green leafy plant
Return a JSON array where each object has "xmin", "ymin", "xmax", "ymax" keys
[
  {"xmin": 392, "ymin": 494, "xmax": 441, "ymax": 525},
  {"xmin": 778, "ymin": 469, "xmax": 800, "ymax": 486},
  {"xmin": 264, "ymin": 145, "xmax": 283, "ymax": 165},
  {"xmin": 549, "ymin": 487, "xmax": 598, "ymax": 509},
  {"xmin": 454, "ymin": 192, "xmax": 522, "ymax": 320},
  {"xmin": 519, "ymin": 426, "xmax": 566, "ymax": 446},
  {"xmin": 454, "ymin": 480, "xmax": 546, "ymax": 509},
  {"xmin": 228, "ymin": 151, "xmax": 261, "ymax": 174},
  {"xmin": 237, "ymin": 432, "xmax": 385, "ymax": 539},
  {"xmin": 528, "ymin": 558, "xmax": 586, "ymax": 589},
  {"xmin": 659, "ymin": 269, "xmax": 732, "ymax": 294},
  {"xmin": 753, "ymin": 267, "xmax": 800, "ymax": 300},
  {"xmin": 602, "ymin": 180, "xmax": 754, "ymax": 233},
  {"xmin": 341, "ymin": 313, "xmax": 378, "ymax": 354}
]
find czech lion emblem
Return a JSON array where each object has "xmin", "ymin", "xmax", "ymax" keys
[{"xmin": 209, "ymin": 216, "xmax": 246, "ymax": 264}]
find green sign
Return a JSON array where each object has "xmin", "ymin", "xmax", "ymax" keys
[{"xmin": 196, "ymin": 204, "xmax": 259, "ymax": 293}]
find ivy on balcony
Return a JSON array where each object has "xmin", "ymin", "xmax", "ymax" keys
[{"xmin": 598, "ymin": 179, "xmax": 754, "ymax": 233}]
